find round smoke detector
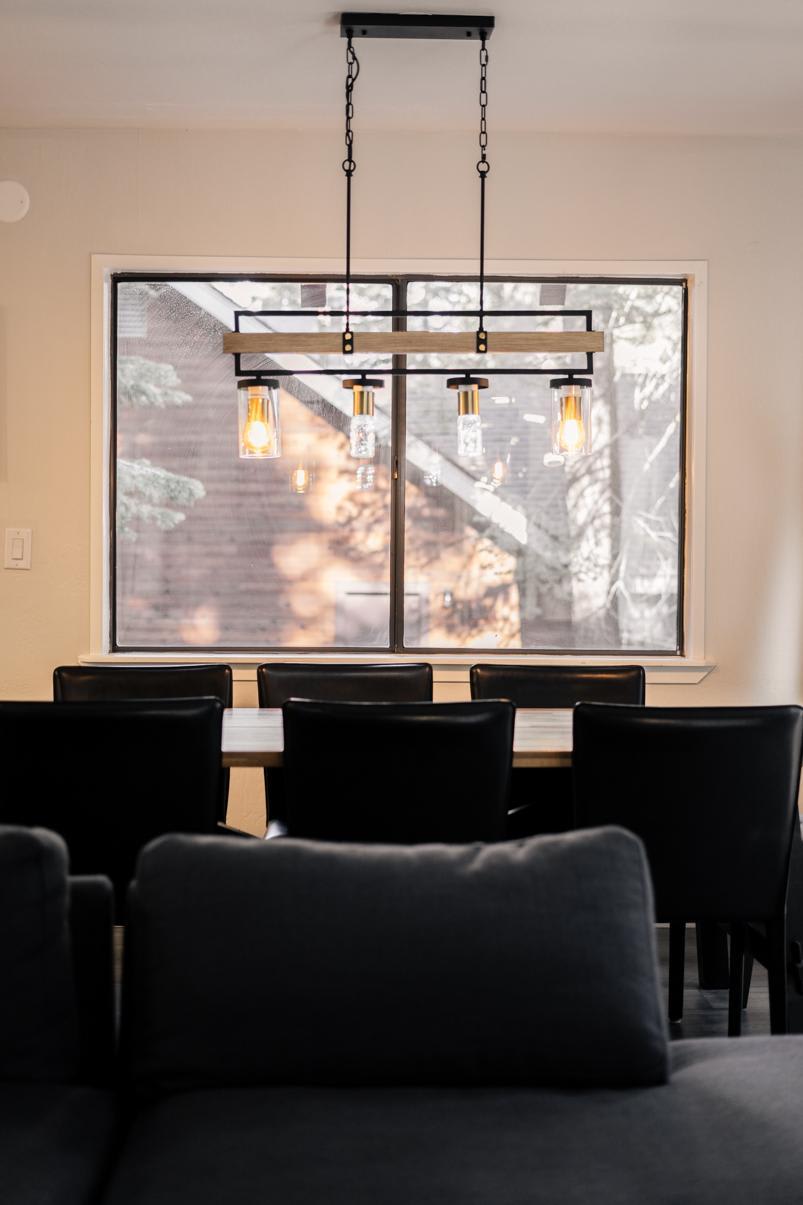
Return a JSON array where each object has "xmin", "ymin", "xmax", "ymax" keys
[{"xmin": 0, "ymin": 181, "xmax": 31, "ymax": 223}]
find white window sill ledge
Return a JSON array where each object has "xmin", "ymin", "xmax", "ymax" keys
[{"xmin": 80, "ymin": 652, "xmax": 715, "ymax": 687}]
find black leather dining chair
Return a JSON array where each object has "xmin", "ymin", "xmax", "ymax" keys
[
  {"xmin": 0, "ymin": 699, "xmax": 225, "ymax": 917},
  {"xmin": 282, "ymin": 699, "xmax": 513, "ymax": 844},
  {"xmin": 572, "ymin": 702, "xmax": 803, "ymax": 1035},
  {"xmin": 257, "ymin": 663, "xmax": 433, "ymax": 831},
  {"xmin": 53, "ymin": 664, "xmax": 233, "ymax": 821},
  {"xmin": 470, "ymin": 664, "xmax": 645, "ymax": 837},
  {"xmin": 470, "ymin": 665, "xmax": 645, "ymax": 710}
]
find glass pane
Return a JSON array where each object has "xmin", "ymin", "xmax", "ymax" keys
[
  {"xmin": 403, "ymin": 279, "xmax": 684, "ymax": 651},
  {"xmin": 114, "ymin": 279, "xmax": 393, "ymax": 648}
]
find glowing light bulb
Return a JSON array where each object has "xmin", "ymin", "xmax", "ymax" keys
[
  {"xmin": 290, "ymin": 464, "xmax": 310, "ymax": 494},
  {"xmin": 237, "ymin": 379, "xmax": 281, "ymax": 460},
  {"xmin": 550, "ymin": 378, "xmax": 592, "ymax": 458},
  {"xmin": 243, "ymin": 417, "xmax": 271, "ymax": 453},
  {"xmin": 491, "ymin": 458, "xmax": 508, "ymax": 486},
  {"xmin": 557, "ymin": 417, "xmax": 585, "ymax": 454}
]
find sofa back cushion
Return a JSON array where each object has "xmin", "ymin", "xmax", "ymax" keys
[
  {"xmin": 0, "ymin": 826, "xmax": 80, "ymax": 1081},
  {"xmin": 126, "ymin": 828, "xmax": 668, "ymax": 1092}
]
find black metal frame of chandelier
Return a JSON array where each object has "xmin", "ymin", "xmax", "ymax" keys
[
  {"xmin": 232, "ymin": 308, "xmax": 593, "ymax": 321},
  {"xmin": 340, "ymin": 13, "xmax": 495, "ymax": 40},
  {"xmin": 230, "ymin": 305, "xmax": 597, "ymax": 378}
]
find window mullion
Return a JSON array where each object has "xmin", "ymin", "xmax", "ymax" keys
[{"xmin": 389, "ymin": 277, "xmax": 407, "ymax": 652}]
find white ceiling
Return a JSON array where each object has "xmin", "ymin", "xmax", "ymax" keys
[{"xmin": 1, "ymin": 0, "xmax": 802, "ymax": 136}]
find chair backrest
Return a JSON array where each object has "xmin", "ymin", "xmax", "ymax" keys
[
  {"xmin": 53, "ymin": 664, "xmax": 232, "ymax": 821},
  {"xmin": 124, "ymin": 828, "xmax": 668, "ymax": 1093},
  {"xmin": 470, "ymin": 663, "xmax": 645, "ymax": 708},
  {"xmin": 0, "ymin": 825, "xmax": 114, "ymax": 1086},
  {"xmin": 257, "ymin": 662, "xmax": 433, "ymax": 707},
  {"xmin": 573, "ymin": 703, "xmax": 803, "ymax": 920},
  {"xmin": 258, "ymin": 663, "xmax": 433, "ymax": 829},
  {"xmin": 0, "ymin": 699, "xmax": 224, "ymax": 915},
  {"xmin": 53, "ymin": 663, "xmax": 233, "ymax": 705},
  {"xmin": 282, "ymin": 699, "xmax": 513, "ymax": 843}
]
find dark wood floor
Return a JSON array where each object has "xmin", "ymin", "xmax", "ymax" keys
[{"xmin": 656, "ymin": 926, "xmax": 770, "ymax": 1039}]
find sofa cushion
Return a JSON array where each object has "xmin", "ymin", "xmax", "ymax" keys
[
  {"xmin": 103, "ymin": 1037, "xmax": 803, "ymax": 1205},
  {"xmin": 0, "ymin": 826, "xmax": 80, "ymax": 1082},
  {"xmin": 0, "ymin": 1083, "xmax": 118, "ymax": 1205},
  {"xmin": 126, "ymin": 827, "xmax": 668, "ymax": 1091}
]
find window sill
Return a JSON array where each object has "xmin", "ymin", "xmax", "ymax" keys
[{"xmin": 80, "ymin": 652, "xmax": 714, "ymax": 687}]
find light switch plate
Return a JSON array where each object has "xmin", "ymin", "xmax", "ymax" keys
[{"xmin": 4, "ymin": 527, "xmax": 32, "ymax": 569}]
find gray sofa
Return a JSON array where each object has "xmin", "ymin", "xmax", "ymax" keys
[
  {"xmin": 0, "ymin": 826, "xmax": 118, "ymax": 1205},
  {"xmin": 6, "ymin": 824, "xmax": 803, "ymax": 1204},
  {"xmin": 107, "ymin": 829, "xmax": 803, "ymax": 1205}
]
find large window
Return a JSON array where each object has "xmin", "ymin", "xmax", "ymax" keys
[{"xmin": 111, "ymin": 274, "xmax": 687, "ymax": 653}]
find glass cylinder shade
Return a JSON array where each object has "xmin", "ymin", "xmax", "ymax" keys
[
  {"xmin": 350, "ymin": 413, "xmax": 376, "ymax": 460},
  {"xmin": 346, "ymin": 380, "xmax": 378, "ymax": 460},
  {"xmin": 457, "ymin": 412, "xmax": 482, "ymax": 458},
  {"xmin": 453, "ymin": 379, "xmax": 484, "ymax": 459},
  {"xmin": 237, "ymin": 379, "xmax": 281, "ymax": 459},
  {"xmin": 551, "ymin": 378, "xmax": 592, "ymax": 457}
]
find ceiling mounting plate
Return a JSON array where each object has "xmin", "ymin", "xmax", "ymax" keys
[{"xmin": 340, "ymin": 13, "xmax": 495, "ymax": 40}]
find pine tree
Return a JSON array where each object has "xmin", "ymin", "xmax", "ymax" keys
[{"xmin": 117, "ymin": 355, "xmax": 205, "ymax": 541}]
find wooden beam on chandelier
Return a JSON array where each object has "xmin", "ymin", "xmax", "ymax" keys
[{"xmin": 223, "ymin": 330, "xmax": 605, "ymax": 356}]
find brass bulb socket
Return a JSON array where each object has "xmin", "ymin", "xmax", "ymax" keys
[
  {"xmin": 457, "ymin": 386, "xmax": 480, "ymax": 416},
  {"xmin": 352, "ymin": 387, "xmax": 375, "ymax": 417}
]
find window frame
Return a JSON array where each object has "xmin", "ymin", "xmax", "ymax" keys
[{"xmin": 90, "ymin": 255, "xmax": 710, "ymax": 683}]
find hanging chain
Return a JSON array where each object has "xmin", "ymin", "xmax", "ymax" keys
[
  {"xmin": 478, "ymin": 34, "xmax": 489, "ymax": 177},
  {"xmin": 343, "ymin": 34, "xmax": 359, "ymax": 179},
  {"xmin": 342, "ymin": 33, "xmax": 360, "ymax": 352},
  {"xmin": 476, "ymin": 32, "xmax": 490, "ymax": 353}
]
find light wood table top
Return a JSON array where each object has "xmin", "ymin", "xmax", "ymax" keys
[{"xmin": 222, "ymin": 707, "xmax": 574, "ymax": 769}]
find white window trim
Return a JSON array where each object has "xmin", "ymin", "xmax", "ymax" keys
[{"xmin": 89, "ymin": 253, "xmax": 711, "ymax": 686}]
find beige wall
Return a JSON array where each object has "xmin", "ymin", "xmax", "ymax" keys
[{"xmin": 0, "ymin": 128, "xmax": 802, "ymax": 827}]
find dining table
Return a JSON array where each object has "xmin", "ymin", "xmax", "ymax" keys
[{"xmin": 222, "ymin": 706, "xmax": 575, "ymax": 769}]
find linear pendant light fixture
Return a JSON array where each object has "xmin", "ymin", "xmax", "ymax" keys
[{"xmin": 225, "ymin": 13, "xmax": 603, "ymax": 460}]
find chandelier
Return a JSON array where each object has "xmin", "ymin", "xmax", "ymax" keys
[{"xmin": 225, "ymin": 13, "xmax": 603, "ymax": 462}]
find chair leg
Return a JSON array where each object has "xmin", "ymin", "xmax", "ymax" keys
[
  {"xmin": 728, "ymin": 923, "xmax": 745, "ymax": 1037},
  {"xmin": 742, "ymin": 949, "xmax": 754, "ymax": 1010},
  {"xmin": 668, "ymin": 922, "xmax": 686, "ymax": 1023},
  {"xmin": 768, "ymin": 916, "xmax": 788, "ymax": 1036}
]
